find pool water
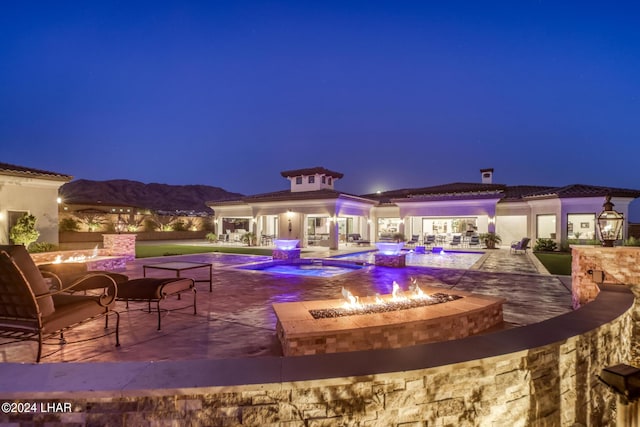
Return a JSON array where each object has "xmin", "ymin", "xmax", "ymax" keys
[
  {"xmin": 237, "ymin": 259, "xmax": 364, "ymax": 277},
  {"xmin": 334, "ymin": 250, "xmax": 484, "ymax": 270}
]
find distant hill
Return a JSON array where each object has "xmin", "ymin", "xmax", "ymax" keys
[{"xmin": 60, "ymin": 179, "xmax": 244, "ymax": 214}]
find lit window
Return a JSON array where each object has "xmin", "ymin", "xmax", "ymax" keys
[
  {"xmin": 309, "ymin": 176, "xmax": 315, "ymax": 184},
  {"xmin": 536, "ymin": 215, "xmax": 557, "ymax": 239},
  {"xmin": 295, "ymin": 177, "xmax": 302, "ymax": 184}
]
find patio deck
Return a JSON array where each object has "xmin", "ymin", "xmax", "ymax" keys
[{"xmin": 0, "ymin": 248, "xmax": 572, "ymax": 364}]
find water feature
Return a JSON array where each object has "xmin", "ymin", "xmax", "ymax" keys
[
  {"xmin": 334, "ymin": 249, "xmax": 484, "ymax": 269},
  {"xmin": 237, "ymin": 259, "xmax": 364, "ymax": 278}
]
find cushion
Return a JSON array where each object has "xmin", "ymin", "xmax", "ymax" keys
[
  {"xmin": 0, "ymin": 245, "xmax": 55, "ymax": 317},
  {"xmin": 117, "ymin": 278, "xmax": 194, "ymax": 300}
]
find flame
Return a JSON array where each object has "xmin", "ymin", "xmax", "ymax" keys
[
  {"xmin": 341, "ymin": 287, "xmax": 360, "ymax": 308},
  {"xmin": 51, "ymin": 249, "xmax": 99, "ymax": 264},
  {"xmin": 391, "ymin": 281, "xmax": 406, "ymax": 301}
]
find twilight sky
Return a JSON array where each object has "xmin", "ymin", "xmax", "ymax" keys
[{"xmin": 1, "ymin": 2, "xmax": 639, "ymax": 202}]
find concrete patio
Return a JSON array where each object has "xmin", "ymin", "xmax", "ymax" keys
[{"xmin": 0, "ymin": 247, "xmax": 573, "ymax": 364}]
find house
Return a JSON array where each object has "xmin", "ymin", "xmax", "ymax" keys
[
  {"xmin": 207, "ymin": 167, "xmax": 640, "ymax": 249},
  {"xmin": 0, "ymin": 162, "xmax": 72, "ymax": 245}
]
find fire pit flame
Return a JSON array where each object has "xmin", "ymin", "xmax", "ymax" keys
[
  {"xmin": 52, "ymin": 245, "xmax": 100, "ymax": 264},
  {"xmin": 310, "ymin": 281, "xmax": 463, "ymax": 319},
  {"xmin": 341, "ymin": 287, "xmax": 360, "ymax": 308}
]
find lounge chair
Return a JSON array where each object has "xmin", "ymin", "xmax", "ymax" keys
[
  {"xmin": 424, "ymin": 235, "xmax": 436, "ymax": 247},
  {"xmin": 347, "ymin": 234, "xmax": 370, "ymax": 246},
  {"xmin": 0, "ymin": 245, "xmax": 120, "ymax": 363},
  {"xmin": 468, "ymin": 235, "xmax": 481, "ymax": 247},
  {"xmin": 407, "ymin": 235, "xmax": 420, "ymax": 246},
  {"xmin": 510, "ymin": 237, "xmax": 531, "ymax": 254}
]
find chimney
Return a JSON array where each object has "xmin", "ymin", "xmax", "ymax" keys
[{"xmin": 480, "ymin": 168, "xmax": 494, "ymax": 184}]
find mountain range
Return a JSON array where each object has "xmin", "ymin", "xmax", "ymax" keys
[{"xmin": 60, "ymin": 179, "xmax": 244, "ymax": 213}]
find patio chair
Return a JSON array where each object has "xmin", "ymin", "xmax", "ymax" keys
[
  {"xmin": 450, "ymin": 235, "xmax": 462, "ymax": 247},
  {"xmin": 407, "ymin": 235, "xmax": 420, "ymax": 246},
  {"xmin": 510, "ymin": 237, "xmax": 531, "ymax": 254},
  {"xmin": 424, "ymin": 235, "xmax": 436, "ymax": 247},
  {"xmin": 0, "ymin": 245, "xmax": 120, "ymax": 363},
  {"xmin": 347, "ymin": 234, "xmax": 370, "ymax": 246},
  {"xmin": 468, "ymin": 235, "xmax": 481, "ymax": 247}
]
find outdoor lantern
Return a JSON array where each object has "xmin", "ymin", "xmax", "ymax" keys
[
  {"xmin": 115, "ymin": 214, "xmax": 126, "ymax": 234},
  {"xmin": 597, "ymin": 195, "xmax": 624, "ymax": 247}
]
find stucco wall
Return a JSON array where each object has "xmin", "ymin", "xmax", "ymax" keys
[{"xmin": 0, "ymin": 175, "xmax": 65, "ymax": 245}]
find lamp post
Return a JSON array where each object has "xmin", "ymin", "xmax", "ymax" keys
[
  {"xmin": 115, "ymin": 214, "xmax": 126, "ymax": 234},
  {"xmin": 597, "ymin": 195, "xmax": 624, "ymax": 247}
]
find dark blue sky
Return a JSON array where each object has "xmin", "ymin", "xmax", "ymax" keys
[{"xmin": 2, "ymin": 2, "xmax": 639, "ymax": 211}]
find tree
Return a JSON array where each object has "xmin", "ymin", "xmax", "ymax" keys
[{"xmin": 10, "ymin": 213, "xmax": 40, "ymax": 248}]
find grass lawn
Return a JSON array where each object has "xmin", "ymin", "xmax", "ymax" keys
[
  {"xmin": 534, "ymin": 252, "xmax": 572, "ymax": 275},
  {"xmin": 135, "ymin": 245, "xmax": 275, "ymax": 258}
]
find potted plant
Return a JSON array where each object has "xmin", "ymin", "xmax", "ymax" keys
[
  {"xmin": 242, "ymin": 231, "xmax": 257, "ymax": 246},
  {"xmin": 480, "ymin": 232, "xmax": 502, "ymax": 249},
  {"xmin": 392, "ymin": 232, "xmax": 406, "ymax": 243}
]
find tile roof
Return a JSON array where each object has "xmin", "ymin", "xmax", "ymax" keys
[
  {"xmin": 208, "ymin": 188, "xmax": 376, "ymax": 205},
  {"xmin": 280, "ymin": 167, "xmax": 344, "ymax": 179},
  {"xmin": 0, "ymin": 162, "xmax": 73, "ymax": 181},
  {"xmin": 523, "ymin": 184, "xmax": 640, "ymax": 199},
  {"xmin": 363, "ymin": 182, "xmax": 506, "ymax": 201}
]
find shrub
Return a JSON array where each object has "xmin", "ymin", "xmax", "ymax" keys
[
  {"xmin": 624, "ymin": 236, "xmax": 640, "ymax": 247},
  {"xmin": 59, "ymin": 217, "xmax": 80, "ymax": 232},
  {"xmin": 10, "ymin": 213, "xmax": 40, "ymax": 248},
  {"xmin": 205, "ymin": 232, "xmax": 217, "ymax": 242},
  {"xmin": 29, "ymin": 242, "xmax": 58, "ymax": 253},
  {"xmin": 172, "ymin": 220, "xmax": 187, "ymax": 231},
  {"xmin": 534, "ymin": 238, "xmax": 557, "ymax": 252}
]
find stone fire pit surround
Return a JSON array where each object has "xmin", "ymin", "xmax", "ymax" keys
[{"xmin": 274, "ymin": 285, "xmax": 505, "ymax": 356}]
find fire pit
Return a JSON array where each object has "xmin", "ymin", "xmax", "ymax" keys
[
  {"xmin": 30, "ymin": 247, "xmax": 128, "ymax": 271},
  {"xmin": 273, "ymin": 281, "xmax": 505, "ymax": 356}
]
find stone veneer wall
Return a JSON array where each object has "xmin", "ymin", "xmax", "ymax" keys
[
  {"xmin": 102, "ymin": 233, "xmax": 136, "ymax": 262},
  {"xmin": 276, "ymin": 298, "xmax": 504, "ymax": 356},
  {"xmin": 1, "ymin": 285, "xmax": 634, "ymax": 426},
  {"xmin": 30, "ymin": 250, "xmax": 128, "ymax": 270},
  {"xmin": 571, "ymin": 245, "xmax": 640, "ymax": 308}
]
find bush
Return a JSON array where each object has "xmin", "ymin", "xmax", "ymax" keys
[
  {"xmin": 171, "ymin": 220, "xmax": 187, "ymax": 231},
  {"xmin": 10, "ymin": 213, "xmax": 40, "ymax": 248},
  {"xmin": 59, "ymin": 217, "xmax": 80, "ymax": 232},
  {"xmin": 534, "ymin": 238, "xmax": 557, "ymax": 252},
  {"xmin": 29, "ymin": 242, "xmax": 58, "ymax": 253},
  {"xmin": 624, "ymin": 236, "xmax": 640, "ymax": 247},
  {"xmin": 205, "ymin": 232, "xmax": 217, "ymax": 242},
  {"xmin": 144, "ymin": 219, "xmax": 158, "ymax": 232}
]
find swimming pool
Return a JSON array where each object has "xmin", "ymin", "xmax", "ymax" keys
[
  {"xmin": 237, "ymin": 259, "xmax": 365, "ymax": 278},
  {"xmin": 334, "ymin": 250, "xmax": 484, "ymax": 270}
]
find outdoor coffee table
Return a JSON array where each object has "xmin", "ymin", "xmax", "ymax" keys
[{"xmin": 143, "ymin": 261, "xmax": 213, "ymax": 292}]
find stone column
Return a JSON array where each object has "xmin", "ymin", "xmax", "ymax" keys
[
  {"xmin": 571, "ymin": 246, "xmax": 640, "ymax": 309},
  {"xmin": 103, "ymin": 234, "xmax": 136, "ymax": 262}
]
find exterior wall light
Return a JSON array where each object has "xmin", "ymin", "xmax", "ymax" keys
[
  {"xmin": 597, "ymin": 195, "xmax": 624, "ymax": 247},
  {"xmin": 115, "ymin": 214, "xmax": 126, "ymax": 234}
]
